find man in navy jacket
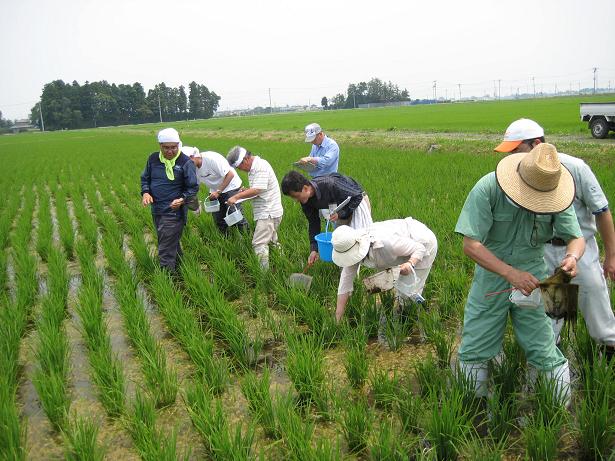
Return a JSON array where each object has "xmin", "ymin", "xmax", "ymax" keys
[{"xmin": 140, "ymin": 128, "xmax": 198, "ymax": 272}]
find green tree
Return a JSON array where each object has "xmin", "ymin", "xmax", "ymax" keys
[{"xmin": 321, "ymin": 96, "xmax": 328, "ymax": 109}]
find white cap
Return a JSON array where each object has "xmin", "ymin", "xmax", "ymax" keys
[
  {"xmin": 304, "ymin": 123, "xmax": 322, "ymax": 142},
  {"xmin": 495, "ymin": 119, "xmax": 544, "ymax": 152},
  {"xmin": 183, "ymin": 146, "xmax": 200, "ymax": 157}
]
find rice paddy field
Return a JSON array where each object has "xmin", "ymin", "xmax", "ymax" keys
[{"xmin": 0, "ymin": 95, "xmax": 614, "ymax": 460}]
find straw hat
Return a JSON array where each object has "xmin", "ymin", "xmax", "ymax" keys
[
  {"xmin": 495, "ymin": 143, "xmax": 575, "ymax": 214},
  {"xmin": 331, "ymin": 225, "xmax": 372, "ymax": 267}
]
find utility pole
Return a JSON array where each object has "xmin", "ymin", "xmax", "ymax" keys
[
  {"xmin": 498, "ymin": 79, "xmax": 501, "ymax": 100},
  {"xmin": 532, "ymin": 77, "xmax": 536, "ymax": 98},
  {"xmin": 157, "ymin": 92, "xmax": 163, "ymax": 123},
  {"xmin": 554, "ymin": 84, "xmax": 557, "ymax": 95},
  {"xmin": 432, "ymin": 81, "xmax": 437, "ymax": 100},
  {"xmin": 578, "ymin": 81, "xmax": 581, "ymax": 94},
  {"xmin": 593, "ymin": 67, "xmax": 598, "ymax": 94},
  {"xmin": 38, "ymin": 101, "xmax": 45, "ymax": 132},
  {"xmin": 268, "ymin": 88, "xmax": 272, "ymax": 113},
  {"xmin": 457, "ymin": 83, "xmax": 461, "ymax": 100},
  {"xmin": 353, "ymin": 91, "xmax": 356, "ymax": 109}
]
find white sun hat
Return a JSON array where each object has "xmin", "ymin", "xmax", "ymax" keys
[{"xmin": 331, "ymin": 225, "xmax": 371, "ymax": 267}]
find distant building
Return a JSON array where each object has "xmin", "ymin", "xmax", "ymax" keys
[{"xmin": 10, "ymin": 119, "xmax": 35, "ymax": 134}]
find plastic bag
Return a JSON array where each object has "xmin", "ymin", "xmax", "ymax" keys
[{"xmin": 509, "ymin": 288, "xmax": 541, "ymax": 308}]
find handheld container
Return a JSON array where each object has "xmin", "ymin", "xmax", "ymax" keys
[
  {"xmin": 224, "ymin": 205, "xmax": 244, "ymax": 226},
  {"xmin": 203, "ymin": 199, "xmax": 220, "ymax": 213}
]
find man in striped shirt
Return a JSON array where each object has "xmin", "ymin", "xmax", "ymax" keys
[{"xmin": 226, "ymin": 146, "xmax": 283, "ymax": 269}]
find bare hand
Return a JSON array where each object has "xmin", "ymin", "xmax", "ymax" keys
[
  {"xmin": 226, "ymin": 195, "xmax": 237, "ymax": 206},
  {"xmin": 142, "ymin": 193, "xmax": 153, "ymax": 207},
  {"xmin": 308, "ymin": 251, "xmax": 319, "ymax": 267},
  {"xmin": 604, "ymin": 254, "xmax": 615, "ymax": 281},
  {"xmin": 505, "ymin": 268, "xmax": 540, "ymax": 296},
  {"xmin": 399, "ymin": 262, "xmax": 413, "ymax": 276},
  {"xmin": 170, "ymin": 198, "xmax": 184, "ymax": 210},
  {"xmin": 299, "ymin": 157, "xmax": 312, "ymax": 165},
  {"xmin": 560, "ymin": 255, "xmax": 578, "ymax": 278},
  {"xmin": 329, "ymin": 212, "xmax": 339, "ymax": 222},
  {"xmin": 209, "ymin": 190, "xmax": 220, "ymax": 200}
]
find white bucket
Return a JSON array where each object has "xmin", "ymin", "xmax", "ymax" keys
[
  {"xmin": 224, "ymin": 205, "xmax": 244, "ymax": 226},
  {"xmin": 203, "ymin": 199, "xmax": 220, "ymax": 213}
]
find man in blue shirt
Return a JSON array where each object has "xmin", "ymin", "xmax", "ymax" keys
[
  {"xmin": 296, "ymin": 123, "xmax": 340, "ymax": 177},
  {"xmin": 140, "ymin": 128, "xmax": 199, "ymax": 273}
]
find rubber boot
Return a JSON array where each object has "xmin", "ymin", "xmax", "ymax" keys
[
  {"xmin": 542, "ymin": 361, "xmax": 571, "ymax": 408},
  {"xmin": 459, "ymin": 361, "xmax": 489, "ymax": 398}
]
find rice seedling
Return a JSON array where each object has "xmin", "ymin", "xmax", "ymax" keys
[
  {"xmin": 575, "ymin": 354, "xmax": 615, "ymax": 460},
  {"xmin": 32, "ymin": 370, "xmax": 69, "ymax": 431},
  {"xmin": 343, "ymin": 324, "xmax": 368, "ymax": 389},
  {"xmin": 458, "ymin": 435, "xmax": 509, "ymax": 461},
  {"xmin": 523, "ymin": 411, "xmax": 560, "ymax": 461},
  {"xmin": 486, "ymin": 384, "xmax": 518, "ymax": 442},
  {"xmin": 63, "ymin": 414, "xmax": 105, "ymax": 461},
  {"xmin": 490, "ymin": 333, "xmax": 525, "ymax": 401},
  {"xmin": 240, "ymin": 368, "xmax": 278, "ymax": 439},
  {"xmin": 274, "ymin": 391, "xmax": 316, "ymax": 461},
  {"xmin": 370, "ymin": 368, "xmax": 400, "ymax": 410},
  {"xmin": 339, "ymin": 394, "xmax": 371, "ymax": 454},
  {"xmin": 285, "ymin": 331, "xmax": 327, "ymax": 411},
  {"xmin": 369, "ymin": 419, "xmax": 409, "ymax": 461},
  {"xmin": 46, "ymin": 246, "xmax": 69, "ymax": 306},
  {"xmin": 379, "ymin": 308, "xmax": 409, "ymax": 351},
  {"xmin": 128, "ymin": 390, "xmax": 185, "ymax": 461},
  {"xmin": 531, "ymin": 374, "xmax": 568, "ymax": 430},
  {"xmin": 415, "ymin": 353, "xmax": 447, "ymax": 398},
  {"xmin": 185, "ymin": 384, "xmax": 254, "ymax": 460},
  {"xmin": 394, "ymin": 380, "xmax": 423, "ymax": 434},
  {"xmin": 207, "ymin": 249, "xmax": 243, "ymax": 301},
  {"xmin": 0, "ymin": 378, "xmax": 26, "ymax": 461},
  {"xmin": 0, "ymin": 250, "xmax": 7, "ymax": 294},
  {"xmin": 425, "ymin": 386, "xmax": 474, "ymax": 461},
  {"xmin": 420, "ymin": 309, "xmax": 453, "ymax": 368}
]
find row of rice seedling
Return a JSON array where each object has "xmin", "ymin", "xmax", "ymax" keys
[
  {"xmin": 35, "ymin": 192, "xmax": 53, "ymax": 262},
  {"xmin": 184, "ymin": 384, "xmax": 254, "ymax": 460},
  {"xmin": 179, "ymin": 253, "xmax": 262, "ymax": 370},
  {"xmin": 148, "ymin": 268, "xmax": 229, "ymax": 394},
  {"xmin": 70, "ymin": 185, "xmax": 99, "ymax": 252},
  {"xmin": 0, "ymin": 190, "xmax": 36, "ymax": 460},
  {"xmin": 51, "ymin": 186, "xmax": 75, "ymax": 259},
  {"xmin": 100, "ymin": 229, "xmax": 178, "ymax": 408},
  {"xmin": 32, "ymin": 246, "xmax": 71, "ymax": 431},
  {"xmin": 74, "ymin": 240, "xmax": 126, "ymax": 418}
]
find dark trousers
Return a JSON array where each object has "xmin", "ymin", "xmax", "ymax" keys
[
  {"xmin": 153, "ymin": 214, "xmax": 185, "ymax": 272},
  {"xmin": 213, "ymin": 188, "xmax": 249, "ymax": 234}
]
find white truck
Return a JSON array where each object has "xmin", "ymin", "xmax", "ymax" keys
[{"xmin": 580, "ymin": 102, "xmax": 615, "ymax": 138}]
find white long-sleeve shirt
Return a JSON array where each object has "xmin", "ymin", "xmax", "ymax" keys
[{"xmin": 338, "ymin": 217, "xmax": 438, "ymax": 295}]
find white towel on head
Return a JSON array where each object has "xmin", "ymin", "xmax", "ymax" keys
[{"xmin": 157, "ymin": 128, "xmax": 181, "ymax": 144}]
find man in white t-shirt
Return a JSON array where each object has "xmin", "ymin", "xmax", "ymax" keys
[
  {"xmin": 495, "ymin": 118, "xmax": 615, "ymax": 360},
  {"xmin": 188, "ymin": 148, "xmax": 248, "ymax": 233},
  {"xmin": 226, "ymin": 146, "xmax": 283, "ymax": 269}
]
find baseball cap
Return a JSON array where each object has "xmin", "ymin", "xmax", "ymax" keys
[
  {"xmin": 494, "ymin": 119, "xmax": 544, "ymax": 152},
  {"xmin": 304, "ymin": 123, "xmax": 322, "ymax": 142},
  {"xmin": 183, "ymin": 146, "xmax": 200, "ymax": 157}
]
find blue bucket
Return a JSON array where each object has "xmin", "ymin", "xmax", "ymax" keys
[{"xmin": 315, "ymin": 232, "xmax": 333, "ymax": 262}]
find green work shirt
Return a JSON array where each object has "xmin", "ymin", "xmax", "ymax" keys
[{"xmin": 455, "ymin": 172, "xmax": 582, "ymax": 267}]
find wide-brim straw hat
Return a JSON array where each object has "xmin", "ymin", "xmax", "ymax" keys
[
  {"xmin": 331, "ymin": 225, "xmax": 371, "ymax": 267},
  {"xmin": 495, "ymin": 143, "xmax": 575, "ymax": 214}
]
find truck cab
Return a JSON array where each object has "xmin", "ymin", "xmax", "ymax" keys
[{"xmin": 580, "ymin": 102, "xmax": 615, "ymax": 138}]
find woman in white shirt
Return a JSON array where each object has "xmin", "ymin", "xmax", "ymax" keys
[{"xmin": 331, "ymin": 218, "xmax": 438, "ymax": 322}]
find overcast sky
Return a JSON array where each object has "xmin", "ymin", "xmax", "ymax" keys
[{"xmin": 2, "ymin": 0, "xmax": 614, "ymax": 119}]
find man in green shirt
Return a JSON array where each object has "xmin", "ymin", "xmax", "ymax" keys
[{"xmin": 455, "ymin": 143, "xmax": 585, "ymax": 404}]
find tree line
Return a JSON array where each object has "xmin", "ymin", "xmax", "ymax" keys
[
  {"xmin": 321, "ymin": 77, "xmax": 410, "ymax": 110},
  {"xmin": 29, "ymin": 80, "xmax": 220, "ymax": 131}
]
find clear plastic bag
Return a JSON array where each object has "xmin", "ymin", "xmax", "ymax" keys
[{"xmin": 509, "ymin": 288, "xmax": 542, "ymax": 308}]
